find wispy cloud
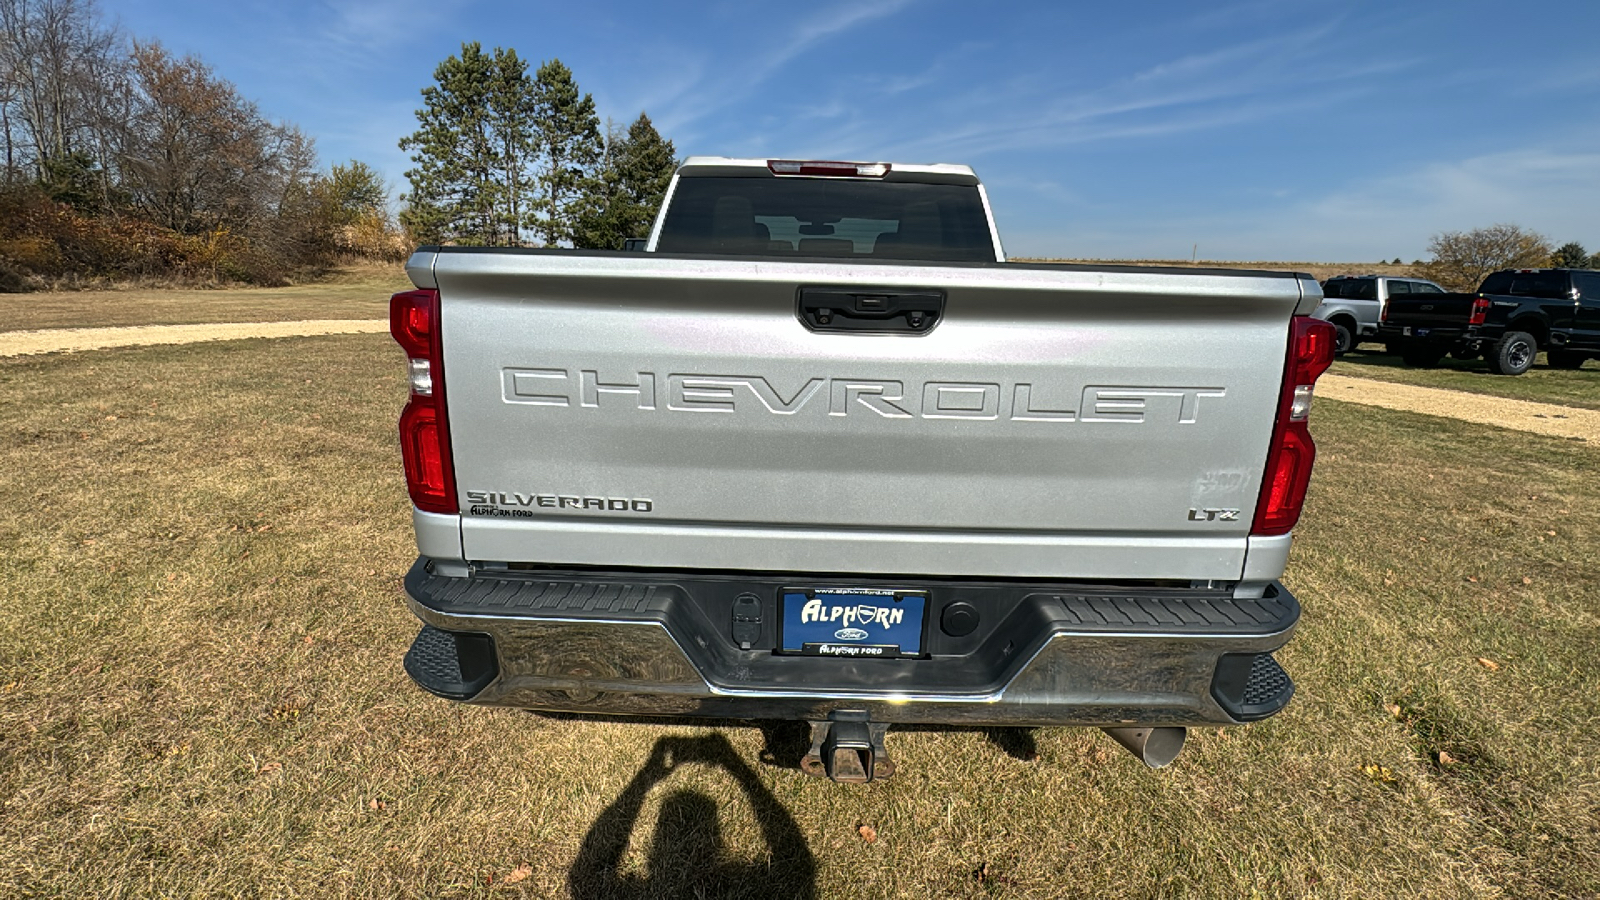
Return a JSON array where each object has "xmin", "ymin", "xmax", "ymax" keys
[
  {"xmin": 1006, "ymin": 141, "xmax": 1600, "ymax": 261},
  {"xmin": 645, "ymin": 0, "xmax": 917, "ymax": 137},
  {"xmin": 1294, "ymin": 145, "xmax": 1600, "ymax": 254},
  {"xmin": 847, "ymin": 20, "xmax": 1373, "ymax": 161}
]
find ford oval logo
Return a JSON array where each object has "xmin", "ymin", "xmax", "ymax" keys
[{"xmin": 834, "ymin": 627, "xmax": 869, "ymax": 641}]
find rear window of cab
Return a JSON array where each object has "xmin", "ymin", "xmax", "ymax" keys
[
  {"xmin": 656, "ymin": 176, "xmax": 996, "ymax": 262},
  {"xmin": 1323, "ymin": 278, "xmax": 1376, "ymax": 300}
]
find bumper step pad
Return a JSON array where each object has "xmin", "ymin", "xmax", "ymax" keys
[
  {"xmin": 403, "ymin": 625, "xmax": 498, "ymax": 700},
  {"xmin": 1210, "ymin": 652, "xmax": 1295, "ymax": 721}
]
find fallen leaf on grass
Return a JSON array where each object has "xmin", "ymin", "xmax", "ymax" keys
[
  {"xmin": 302, "ymin": 636, "xmax": 314, "ymax": 645},
  {"xmin": 503, "ymin": 864, "xmax": 532, "ymax": 884},
  {"xmin": 1466, "ymin": 576, "xmax": 1479, "ymax": 583},
  {"xmin": 256, "ymin": 761, "xmax": 281, "ymax": 777},
  {"xmin": 368, "ymin": 798, "xmax": 388, "ymax": 810},
  {"xmin": 1383, "ymin": 702, "xmax": 1402, "ymax": 719},
  {"xmin": 1438, "ymin": 751, "xmax": 1457, "ymax": 766},
  {"xmin": 856, "ymin": 823, "xmax": 877, "ymax": 844},
  {"xmin": 1476, "ymin": 657, "xmax": 1501, "ymax": 671},
  {"xmin": 1361, "ymin": 764, "xmax": 1398, "ymax": 784},
  {"xmin": 1521, "ymin": 576, "xmax": 1532, "ymax": 585}
]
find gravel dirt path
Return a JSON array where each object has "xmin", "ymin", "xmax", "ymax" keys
[
  {"xmin": 0, "ymin": 319, "xmax": 388, "ymax": 357},
  {"xmin": 1319, "ymin": 373, "xmax": 1600, "ymax": 443},
  {"xmin": 4, "ymin": 320, "xmax": 1594, "ymax": 443}
]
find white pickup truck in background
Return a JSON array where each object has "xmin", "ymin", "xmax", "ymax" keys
[
  {"xmin": 389, "ymin": 157, "xmax": 1335, "ymax": 781},
  {"xmin": 1314, "ymin": 274, "xmax": 1447, "ymax": 355}
]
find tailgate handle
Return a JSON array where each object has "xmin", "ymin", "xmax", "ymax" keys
[{"xmin": 797, "ymin": 287, "xmax": 944, "ymax": 334}]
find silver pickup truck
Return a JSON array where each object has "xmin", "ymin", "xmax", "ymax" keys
[
  {"xmin": 390, "ymin": 157, "xmax": 1335, "ymax": 781},
  {"xmin": 1314, "ymin": 274, "xmax": 1447, "ymax": 355}
]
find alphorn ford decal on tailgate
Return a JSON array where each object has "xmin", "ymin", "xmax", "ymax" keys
[{"xmin": 500, "ymin": 368, "xmax": 1226, "ymax": 424}]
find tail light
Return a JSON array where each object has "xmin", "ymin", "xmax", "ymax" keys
[
  {"xmin": 1468, "ymin": 296, "xmax": 1490, "ymax": 326},
  {"xmin": 390, "ymin": 288, "xmax": 457, "ymax": 514},
  {"xmin": 1252, "ymin": 316, "xmax": 1336, "ymax": 536}
]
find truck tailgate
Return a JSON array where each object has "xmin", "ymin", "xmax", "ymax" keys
[
  {"xmin": 429, "ymin": 252, "xmax": 1311, "ymax": 580},
  {"xmin": 1383, "ymin": 293, "xmax": 1478, "ymax": 327}
]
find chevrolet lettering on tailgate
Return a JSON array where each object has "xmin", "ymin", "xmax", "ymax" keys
[{"xmin": 502, "ymin": 367, "xmax": 1227, "ymax": 424}]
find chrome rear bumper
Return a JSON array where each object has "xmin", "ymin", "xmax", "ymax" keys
[{"xmin": 401, "ymin": 558, "xmax": 1298, "ymax": 727}]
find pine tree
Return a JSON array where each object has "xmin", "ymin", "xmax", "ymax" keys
[
  {"xmin": 573, "ymin": 113, "xmax": 677, "ymax": 250},
  {"xmin": 400, "ymin": 49, "xmax": 672, "ymax": 249},
  {"xmin": 486, "ymin": 47, "xmax": 536, "ymax": 245},
  {"xmin": 529, "ymin": 59, "xmax": 601, "ymax": 246},
  {"xmin": 1552, "ymin": 241, "xmax": 1589, "ymax": 269},
  {"xmin": 399, "ymin": 42, "xmax": 507, "ymax": 245}
]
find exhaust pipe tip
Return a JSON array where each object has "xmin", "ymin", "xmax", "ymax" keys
[{"xmin": 1102, "ymin": 726, "xmax": 1187, "ymax": 768}]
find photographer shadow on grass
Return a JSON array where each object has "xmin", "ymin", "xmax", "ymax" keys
[{"xmin": 568, "ymin": 733, "xmax": 817, "ymax": 900}]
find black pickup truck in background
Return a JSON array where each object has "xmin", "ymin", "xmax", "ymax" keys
[{"xmin": 1378, "ymin": 268, "xmax": 1600, "ymax": 374}]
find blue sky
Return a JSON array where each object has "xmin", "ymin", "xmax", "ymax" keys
[{"xmin": 100, "ymin": 0, "xmax": 1600, "ymax": 261}]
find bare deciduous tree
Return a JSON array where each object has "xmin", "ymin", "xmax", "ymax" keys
[
  {"xmin": 119, "ymin": 42, "xmax": 312, "ymax": 238},
  {"xmin": 0, "ymin": 0, "xmax": 123, "ymax": 187},
  {"xmin": 1417, "ymin": 224, "xmax": 1554, "ymax": 292}
]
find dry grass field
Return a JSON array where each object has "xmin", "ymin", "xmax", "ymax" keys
[
  {"xmin": 0, "ymin": 264, "xmax": 407, "ymax": 333},
  {"xmin": 1, "ymin": 328, "xmax": 1597, "ymax": 898}
]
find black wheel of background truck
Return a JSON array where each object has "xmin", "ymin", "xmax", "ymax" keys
[
  {"xmin": 1487, "ymin": 331, "xmax": 1538, "ymax": 376},
  {"xmin": 1331, "ymin": 320, "xmax": 1354, "ymax": 357},
  {"xmin": 1547, "ymin": 350, "xmax": 1587, "ymax": 370},
  {"xmin": 1401, "ymin": 344, "xmax": 1445, "ymax": 368}
]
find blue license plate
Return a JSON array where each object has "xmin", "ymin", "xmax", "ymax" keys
[
  {"xmin": 1416, "ymin": 327, "xmax": 1431, "ymax": 337},
  {"xmin": 780, "ymin": 588, "xmax": 928, "ymax": 658}
]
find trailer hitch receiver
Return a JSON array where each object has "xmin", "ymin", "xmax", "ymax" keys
[{"xmin": 800, "ymin": 711, "xmax": 895, "ymax": 783}]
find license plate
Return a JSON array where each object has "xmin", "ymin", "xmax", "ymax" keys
[
  {"xmin": 779, "ymin": 588, "xmax": 928, "ymax": 658},
  {"xmin": 1402, "ymin": 326, "xmax": 1412, "ymax": 336},
  {"xmin": 1416, "ymin": 327, "xmax": 1431, "ymax": 337}
]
